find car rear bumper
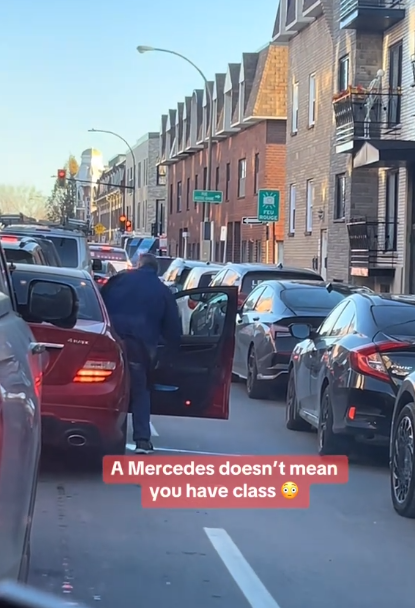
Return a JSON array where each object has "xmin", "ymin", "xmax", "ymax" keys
[
  {"xmin": 333, "ymin": 385, "xmax": 395, "ymax": 441},
  {"xmin": 41, "ymin": 406, "xmax": 127, "ymax": 449}
]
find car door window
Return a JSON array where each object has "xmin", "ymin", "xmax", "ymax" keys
[
  {"xmin": 254, "ymin": 286, "xmax": 274, "ymax": 313},
  {"xmin": 210, "ymin": 270, "xmax": 228, "ymax": 286},
  {"xmin": 317, "ymin": 301, "xmax": 350, "ymax": 338},
  {"xmin": 0, "ymin": 247, "xmax": 13, "ymax": 308},
  {"xmin": 330, "ymin": 302, "xmax": 356, "ymax": 337},
  {"xmin": 243, "ymin": 286, "xmax": 265, "ymax": 312},
  {"xmin": 222, "ymin": 270, "xmax": 240, "ymax": 286}
]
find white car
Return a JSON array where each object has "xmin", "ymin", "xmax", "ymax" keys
[
  {"xmin": 89, "ymin": 245, "xmax": 132, "ymax": 273},
  {"xmin": 177, "ymin": 265, "xmax": 222, "ymax": 333}
]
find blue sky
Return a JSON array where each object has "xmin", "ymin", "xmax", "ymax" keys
[{"xmin": 0, "ymin": 0, "xmax": 277, "ymax": 197}]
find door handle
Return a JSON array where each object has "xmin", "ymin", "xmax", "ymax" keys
[{"xmin": 30, "ymin": 342, "xmax": 47, "ymax": 355}]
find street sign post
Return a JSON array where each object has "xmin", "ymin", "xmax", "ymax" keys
[
  {"xmin": 193, "ymin": 190, "xmax": 223, "ymax": 204},
  {"xmin": 242, "ymin": 217, "xmax": 265, "ymax": 225},
  {"xmin": 94, "ymin": 223, "xmax": 106, "ymax": 235},
  {"xmin": 257, "ymin": 190, "xmax": 280, "ymax": 222}
]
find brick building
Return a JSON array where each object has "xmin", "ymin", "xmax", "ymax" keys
[
  {"xmin": 274, "ymin": 0, "xmax": 415, "ymax": 291},
  {"xmin": 93, "ymin": 155, "xmax": 126, "ymax": 242},
  {"xmin": 158, "ymin": 44, "xmax": 288, "ymax": 263}
]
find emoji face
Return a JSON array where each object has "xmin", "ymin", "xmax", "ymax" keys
[{"xmin": 281, "ymin": 481, "xmax": 298, "ymax": 499}]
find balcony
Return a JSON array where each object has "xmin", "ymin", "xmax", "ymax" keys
[
  {"xmin": 347, "ymin": 219, "xmax": 397, "ymax": 277},
  {"xmin": 333, "ymin": 87, "xmax": 402, "ymax": 153},
  {"xmin": 340, "ymin": 0, "xmax": 405, "ymax": 32}
]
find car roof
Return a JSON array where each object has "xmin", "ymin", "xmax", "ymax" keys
[
  {"xmin": 1, "ymin": 240, "xmax": 40, "ymax": 251},
  {"xmin": 187, "ymin": 264, "xmax": 222, "ymax": 275},
  {"xmin": 9, "ymin": 264, "xmax": 91, "ymax": 280},
  {"xmin": 347, "ymin": 292, "xmax": 415, "ymax": 306},
  {"xmin": 174, "ymin": 259, "xmax": 221, "ymax": 268},
  {"xmin": 3, "ymin": 224, "xmax": 83, "ymax": 237},
  {"xmin": 89, "ymin": 245, "xmax": 124, "ymax": 252},
  {"xmin": 263, "ymin": 280, "xmax": 369, "ymax": 290},
  {"xmin": 222, "ymin": 263, "xmax": 320, "ymax": 274}
]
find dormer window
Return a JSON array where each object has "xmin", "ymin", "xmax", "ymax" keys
[
  {"xmin": 224, "ymin": 91, "xmax": 232, "ymax": 129},
  {"xmin": 238, "ymin": 81, "xmax": 245, "ymax": 123}
]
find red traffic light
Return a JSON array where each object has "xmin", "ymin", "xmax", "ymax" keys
[
  {"xmin": 125, "ymin": 220, "xmax": 132, "ymax": 227},
  {"xmin": 57, "ymin": 169, "xmax": 66, "ymax": 179},
  {"xmin": 119, "ymin": 215, "xmax": 126, "ymax": 222}
]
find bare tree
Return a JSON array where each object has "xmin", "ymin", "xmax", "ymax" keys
[{"xmin": 0, "ymin": 185, "xmax": 48, "ymax": 219}]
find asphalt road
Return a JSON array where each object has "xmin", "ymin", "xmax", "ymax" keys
[{"xmin": 29, "ymin": 383, "xmax": 415, "ymax": 608}]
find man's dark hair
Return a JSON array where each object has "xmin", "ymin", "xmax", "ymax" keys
[{"xmin": 138, "ymin": 252, "xmax": 159, "ymax": 273}]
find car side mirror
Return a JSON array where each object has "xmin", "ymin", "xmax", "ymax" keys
[
  {"xmin": 289, "ymin": 323, "xmax": 312, "ymax": 340},
  {"xmin": 27, "ymin": 280, "xmax": 78, "ymax": 329}
]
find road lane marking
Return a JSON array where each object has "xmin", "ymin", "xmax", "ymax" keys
[
  {"xmin": 150, "ymin": 422, "xmax": 159, "ymax": 436},
  {"xmin": 204, "ymin": 528, "xmax": 281, "ymax": 608},
  {"xmin": 125, "ymin": 443, "xmax": 238, "ymax": 456}
]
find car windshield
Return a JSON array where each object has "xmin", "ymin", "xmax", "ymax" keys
[
  {"xmin": 3, "ymin": 248, "xmax": 35, "ymax": 263},
  {"xmin": 157, "ymin": 257, "xmax": 174, "ymax": 276},
  {"xmin": 90, "ymin": 248, "xmax": 127, "ymax": 262},
  {"xmin": 12, "ymin": 273, "xmax": 103, "ymax": 322},
  {"xmin": 280, "ymin": 287, "xmax": 346, "ymax": 311},
  {"xmin": 372, "ymin": 304, "xmax": 415, "ymax": 337},
  {"xmin": 46, "ymin": 236, "xmax": 78, "ymax": 268},
  {"xmin": 242, "ymin": 271, "xmax": 320, "ymax": 295},
  {"xmin": 137, "ymin": 238, "xmax": 155, "ymax": 252}
]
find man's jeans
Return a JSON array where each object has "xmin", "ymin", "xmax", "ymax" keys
[{"xmin": 129, "ymin": 362, "xmax": 151, "ymax": 442}]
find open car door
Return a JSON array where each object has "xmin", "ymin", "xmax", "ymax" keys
[{"xmin": 150, "ymin": 286, "xmax": 238, "ymax": 420}]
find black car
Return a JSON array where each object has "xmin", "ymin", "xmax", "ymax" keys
[
  {"xmin": 390, "ymin": 367, "xmax": 415, "ymax": 518},
  {"xmin": 210, "ymin": 263, "xmax": 324, "ymax": 308},
  {"xmin": 286, "ymin": 293, "xmax": 415, "ymax": 456}
]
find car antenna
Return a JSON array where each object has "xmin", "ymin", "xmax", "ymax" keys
[
  {"xmin": 326, "ymin": 282, "xmax": 333, "ymax": 293},
  {"xmin": 276, "ymin": 262, "xmax": 283, "ymax": 269}
]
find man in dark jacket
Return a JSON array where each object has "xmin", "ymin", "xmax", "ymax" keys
[{"xmin": 101, "ymin": 253, "xmax": 182, "ymax": 453}]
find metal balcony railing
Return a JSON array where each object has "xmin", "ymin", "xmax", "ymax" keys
[
  {"xmin": 340, "ymin": 0, "xmax": 404, "ymax": 20},
  {"xmin": 333, "ymin": 90, "xmax": 402, "ymax": 146},
  {"xmin": 347, "ymin": 219, "xmax": 398, "ymax": 268}
]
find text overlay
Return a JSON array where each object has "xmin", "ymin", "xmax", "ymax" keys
[{"xmin": 102, "ymin": 455, "xmax": 348, "ymax": 509}]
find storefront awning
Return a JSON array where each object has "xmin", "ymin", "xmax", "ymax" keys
[{"xmin": 353, "ymin": 140, "xmax": 415, "ymax": 169}]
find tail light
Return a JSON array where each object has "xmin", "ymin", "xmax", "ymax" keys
[
  {"xmin": 188, "ymin": 298, "xmax": 198, "ymax": 310},
  {"xmin": 350, "ymin": 341, "xmax": 411, "ymax": 382},
  {"xmin": 73, "ymin": 360, "xmax": 116, "ymax": 383},
  {"xmin": 96, "ymin": 277, "xmax": 108, "ymax": 285},
  {"xmin": 1, "ymin": 236, "xmax": 18, "ymax": 242},
  {"xmin": 273, "ymin": 325, "xmax": 290, "ymax": 339}
]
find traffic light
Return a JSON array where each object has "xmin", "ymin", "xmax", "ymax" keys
[
  {"xmin": 126, "ymin": 220, "xmax": 132, "ymax": 232},
  {"xmin": 57, "ymin": 169, "xmax": 66, "ymax": 188},
  {"xmin": 119, "ymin": 215, "xmax": 126, "ymax": 231}
]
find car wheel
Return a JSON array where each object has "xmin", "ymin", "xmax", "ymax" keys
[
  {"xmin": 318, "ymin": 386, "xmax": 352, "ymax": 456},
  {"xmin": 246, "ymin": 346, "xmax": 268, "ymax": 400},
  {"xmin": 286, "ymin": 369, "xmax": 311, "ymax": 431},
  {"xmin": 106, "ymin": 417, "xmax": 127, "ymax": 456},
  {"xmin": 390, "ymin": 403, "xmax": 415, "ymax": 518}
]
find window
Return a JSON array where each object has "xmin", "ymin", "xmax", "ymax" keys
[
  {"xmin": 372, "ymin": 304, "xmax": 415, "ymax": 337},
  {"xmin": 186, "ymin": 178, "xmax": 190, "ymax": 210},
  {"xmin": 292, "ymin": 82, "xmax": 299, "ymax": 133},
  {"xmin": 280, "ymin": 287, "xmax": 345, "ymax": 312},
  {"xmin": 243, "ymin": 286, "xmax": 265, "ymax": 312},
  {"xmin": 215, "ymin": 167, "xmax": 220, "ymax": 190},
  {"xmin": 238, "ymin": 158, "xmax": 246, "ymax": 198},
  {"xmin": 289, "ymin": 184, "xmax": 296, "ymax": 234},
  {"xmin": 225, "ymin": 163, "xmax": 230, "ymax": 200},
  {"xmin": 318, "ymin": 301, "xmax": 349, "ymax": 337},
  {"xmin": 338, "ymin": 55, "xmax": 349, "ymax": 92},
  {"xmin": 306, "ymin": 179, "xmax": 314, "ymax": 233},
  {"xmin": 169, "ymin": 183, "xmax": 173, "ymax": 214},
  {"xmin": 254, "ymin": 153, "xmax": 259, "ymax": 193},
  {"xmin": 254, "ymin": 286, "xmax": 274, "ymax": 314},
  {"xmin": 47, "ymin": 237, "xmax": 78, "ymax": 268},
  {"xmin": 203, "ymin": 167, "xmax": 207, "ymax": 190},
  {"xmin": 388, "ymin": 41, "xmax": 403, "ymax": 126},
  {"xmin": 334, "ymin": 174, "xmax": 346, "ymax": 220},
  {"xmin": 137, "ymin": 162, "xmax": 142, "ymax": 188},
  {"xmin": 330, "ymin": 302, "xmax": 356, "ymax": 337},
  {"xmin": 177, "ymin": 181, "xmax": 182, "ymax": 212},
  {"xmin": 143, "ymin": 159, "xmax": 148, "ymax": 185},
  {"xmin": 194, "ymin": 174, "xmax": 198, "ymax": 209},
  {"xmin": 385, "ymin": 170, "xmax": 398, "ymax": 251},
  {"xmin": 156, "ymin": 165, "xmax": 166, "ymax": 186},
  {"xmin": 308, "ymin": 74, "xmax": 316, "ymax": 127}
]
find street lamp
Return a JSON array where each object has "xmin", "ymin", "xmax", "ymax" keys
[
  {"xmin": 137, "ymin": 46, "xmax": 214, "ymax": 256},
  {"xmin": 88, "ymin": 128, "xmax": 136, "ymax": 226}
]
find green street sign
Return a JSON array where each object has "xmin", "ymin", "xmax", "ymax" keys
[
  {"xmin": 193, "ymin": 190, "xmax": 223, "ymax": 204},
  {"xmin": 257, "ymin": 189, "xmax": 280, "ymax": 222}
]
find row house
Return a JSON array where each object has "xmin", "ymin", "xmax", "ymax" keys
[
  {"xmin": 274, "ymin": 0, "xmax": 415, "ymax": 291},
  {"xmin": 157, "ymin": 43, "xmax": 288, "ymax": 263},
  {"xmin": 93, "ymin": 155, "xmax": 126, "ymax": 242}
]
